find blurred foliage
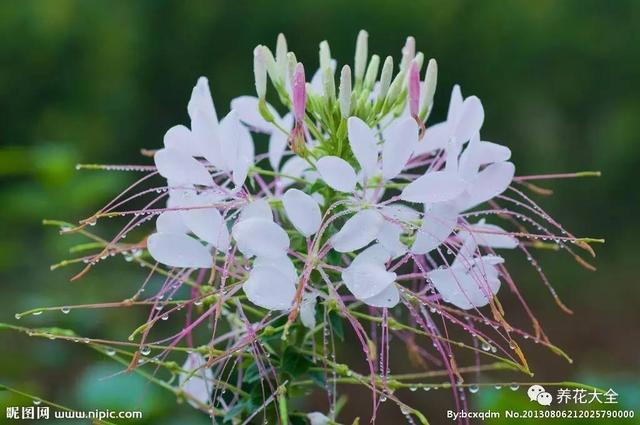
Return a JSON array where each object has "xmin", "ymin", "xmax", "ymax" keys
[{"xmin": 0, "ymin": 0, "xmax": 638, "ymax": 423}]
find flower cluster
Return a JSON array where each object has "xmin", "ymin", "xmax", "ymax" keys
[{"xmin": 34, "ymin": 30, "xmax": 600, "ymax": 424}]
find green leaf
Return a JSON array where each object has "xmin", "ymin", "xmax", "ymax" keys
[{"xmin": 281, "ymin": 346, "xmax": 312, "ymax": 377}]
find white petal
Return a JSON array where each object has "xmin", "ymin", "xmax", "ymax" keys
[
  {"xmin": 413, "ymin": 121, "xmax": 450, "ymax": 156},
  {"xmin": 411, "ymin": 203, "xmax": 459, "ymax": 254},
  {"xmin": 427, "ymin": 264, "xmax": 500, "ymax": 310},
  {"xmin": 147, "ymin": 233, "xmax": 212, "ymax": 268},
  {"xmin": 331, "ymin": 209, "xmax": 384, "ymax": 253},
  {"xmin": 461, "ymin": 222, "xmax": 518, "ymax": 249},
  {"xmin": 278, "ymin": 156, "xmax": 311, "ymax": 189},
  {"xmin": 447, "ymin": 84, "xmax": 463, "ymax": 122},
  {"xmin": 156, "ymin": 211, "xmax": 189, "ymax": 234},
  {"xmin": 382, "ymin": 117, "xmax": 419, "ymax": 180},
  {"xmin": 453, "ymin": 96, "xmax": 484, "ymax": 144},
  {"xmin": 377, "ymin": 221, "xmax": 408, "ymax": 258},
  {"xmin": 232, "ymin": 218, "xmax": 289, "ymax": 258},
  {"xmin": 243, "ymin": 265, "xmax": 296, "ymax": 310},
  {"xmin": 361, "ymin": 284, "xmax": 400, "ymax": 308},
  {"xmin": 342, "ymin": 244, "xmax": 396, "ymax": 299},
  {"xmin": 180, "ymin": 205, "xmax": 229, "ymax": 251},
  {"xmin": 188, "ymin": 77, "xmax": 218, "ymax": 124},
  {"xmin": 316, "ymin": 156, "xmax": 357, "ymax": 193},
  {"xmin": 307, "ymin": 412, "xmax": 331, "ymax": 425},
  {"xmin": 300, "ymin": 292, "xmax": 318, "ymax": 329},
  {"xmin": 282, "ymin": 188, "xmax": 322, "ymax": 237},
  {"xmin": 239, "ymin": 198, "xmax": 273, "ymax": 222},
  {"xmin": 179, "ymin": 353, "xmax": 213, "ymax": 408},
  {"xmin": 348, "ymin": 117, "xmax": 379, "ymax": 176},
  {"xmin": 230, "ymin": 96, "xmax": 278, "ymax": 133},
  {"xmin": 163, "ymin": 125, "xmax": 200, "ymax": 157},
  {"xmin": 154, "ymin": 148, "xmax": 213, "ymax": 186},
  {"xmin": 254, "ymin": 255, "xmax": 297, "ymax": 283},
  {"xmin": 400, "ymin": 171, "xmax": 466, "ymax": 204},
  {"xmin": 458, "ymin": 162, "xmax": 515, "ymax": 210},
  {"xmin": 232, "ymin": 155, "xmax": 251, "ymax": 188}
]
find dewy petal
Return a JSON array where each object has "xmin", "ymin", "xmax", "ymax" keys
[
  {"xmin": 230, "ymin": 96, "xmax": 278, "ymax": 133},
  {"xmin": 331, "ymin": 209, "xmax": 384, "ymax": 253},
  {"xmin": 147, "ymin": 233, "xmax": 212, "ymax": 268},
  {"xmin": 316, "ymin": 156, "xmax": 357, "ymax": 193},
  {"xmin": 458, "ymin": 161, "xmax": 515, "ymax": 210},
  {"xmin": 378, "ymin": 203, "xmax": 420, "ymax": 258},
  {"xmin": 239, "ymin": 198, "xmax": 273, "ymax": 222},
  {"xmin": 282, "ymin": 188, "xmax": 322, "ymax": 237},
  {"xmin": 461, "ymin": 221, "xmax": 518, "ymax": 249},
  {"xmin": 243, "ymin": 264, "xmax": 296, "ymax": 310},
  {"xmin": 180, "ymin": 205, "xmax": 230, "ymax": 251},
  {"xmin": 347, "ymin": 117, "xmax": 379, "ymax": 177},
  {"xmin": 219, "ymin": 110, "xmax": 244, "ymax": 172},
  {"xmin": 411, "ymin": 203, "xmax": 459, "ymax": 254},
  {"xmin": 278, "ymin": 156, "xmax": 311, "ymax": 189},
  {"xmin": 300, "ymin": 292, "xmax": 318, "ymax": 329},
  {"xmin": 342, "ymin": 244, "xmax": 396, "ymax": 300},
  {"xmin": 188, "ymin": 78, "xmax": 223, "ymax": 168},
  {"xmin": 163, "ymin": 125, "xmax": 200, "ymax": 157},
  {"xmin": 400, "ymin": 170, "xmax": 466, "ymax": 204},
  {"xmin": 361, "ymin": 283, "xmax": 400, "ymax": 308},
  {"xmin": 427, "ymin": 262, "xmax": 501, "ymax": 310},
  {"xmin": 154, "ymin": 148, "xmax": 213, "ymax": 186},
  {"xmin": 382, "ymin": 117, "xmax": 419, "ymax": 181},
  {"xmin": 156, "ymin": 211, "xmax": 189, "ymax": 234},
  {"xmin": 232, "ymin": 218, "xmax": 290, "ymax": 258},
  {"xmin": 179, "ymin": 352, "xmax": 213, "ymax": 409},
  {"xmin": 453, "ymin": 96, "xmax": 484, "ymax": 144},
  {"xmin": 254, "ymin": 255, "xmax": 298, "ymax": 283}
]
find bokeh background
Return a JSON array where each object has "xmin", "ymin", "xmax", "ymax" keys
[{"xmin": 1, "ymin": 1, "xmax": 639, "ymax": 424}]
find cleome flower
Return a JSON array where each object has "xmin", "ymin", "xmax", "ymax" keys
[{"xmin": 50, "ymin": 29, "xmax": 601, "ymax": 425}]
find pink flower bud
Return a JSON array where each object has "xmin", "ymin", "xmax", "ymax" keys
[
  {"xmin": 408, "ymin": 61, "xmax": 420, "ymax": 118},
  {"xmin": 293, "ymin": 63, "xmax": 306, "ymax": 123}
]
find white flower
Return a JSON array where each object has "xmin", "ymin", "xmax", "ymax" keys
[
  {"xmin": 282, "ymin": 188, "xmax": 322, "ymax": 237},
  {"xmin": 147, "ymin": 233, "xmax": 213, "ymax": 269},
  {"xmin": 243, "ymin": 255, "xmax": 297, "ymax": 310},
  {"xmin": 342, "ymin": 244, "xmax": 399, "ymax": 307},
  {"xmin": 179, "ymin": 353, "xmax": 213, "ymax": 408}
]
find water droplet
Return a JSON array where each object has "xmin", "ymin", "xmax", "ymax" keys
[
  {"xmin": 61, "ymin": 307, "xmax": 71, "ymax": 314},
  {"xmin": 194, "ymin": 300, "xmax": 203, "ymax": 306},
  {"xmin": 161, "ymin": 314, "xmax": 169, "ymax": 321},
  {"xmin": 469, "ymin": 385, "xmax": 479, "ymax": 394},
  {"xmin": 380, "ymin": 396, "xmax": 387, "ymax": 402},
  {"xmin": 105, "ymin": 347, "xmax": 116, "ymax": 356},
  {"xmin": 140, "ymin": 346, "xmax": 151, "ymax": 355},
  {"xmin": 32, "ymin": 399, "xmax": 41, "ymax": 405},
  {"xmin": 14, "ymin": 314, "xmax": 21, "ymax": 320},
  {"xmin": 423, "ymin": 386, "xmax": 431, "ymax": 391},
  {"xmin": 409, "ymin": 386, "xmax": 417, "ymax": 392},
  {"xmin": 510, "ymin": 383, "xmax": 520, "ymax": 391},
  {"xmin": 32, "ymin": 310, "xmax": 43, "ymax": 316},
  {"xmin": 494, "ymin": 385, "xmax": 502, "ymax": 390},
  {"xmin": 481, "ymin": 341, "xmax": 491, "ymax": 351}
]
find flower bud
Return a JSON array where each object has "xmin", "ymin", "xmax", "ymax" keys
[
  {"xmin": 339, "ymin": 65, "xmax": 352, "ymax": 118},
  {"xmin": 319, "ymin": 41, "xmax": 331, "ymax": 74},
  {"xmin": 408, "ymin": 60, "xmax": 420, "ymax": 118},
  {"xmin": 253, "ymin": 45, "xmax": 268, "ymax": 99},
  {"xmin": 400, "ymin": 36, "xmax": 415, "ymax": 72},
  {"xmin": 421, "ymin": 58, "xmax": 438, "ymax": 118},
  {"xmin": 413, "ymin": 52, "xmax": 424, "ymax": 72},
  {"xmin": 354, "ymin": 30, "xmax": 368, "ymax": 85},
  {"xmin": 386, "ymin": 69, "xmax": 405, "ymax": 106},
  {"xmin": 287, "ymin": 52, "xmax": 297, "ymax": 88},
  {"xmin": 364, "ymin": 54, "xmax": 380, "ymax": 90},
  {"xmin": 276, "ymin": 33, "xmax": 288, "ymax": 83},
  {"xmin": 293, "ymin": 63, "xmax": 306, "ymax": 123},
  {"xmin": 323, "ymin": 67, "xmax": 336, "ymax": 100},
  {"xmin": 377, "ymin": 56, "xmax": 393, "ymax": 102}
]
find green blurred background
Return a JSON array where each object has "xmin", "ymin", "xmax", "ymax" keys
[{"xmin": 1, "ymin": 1, "xmax": 638, "ymax": 423}]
